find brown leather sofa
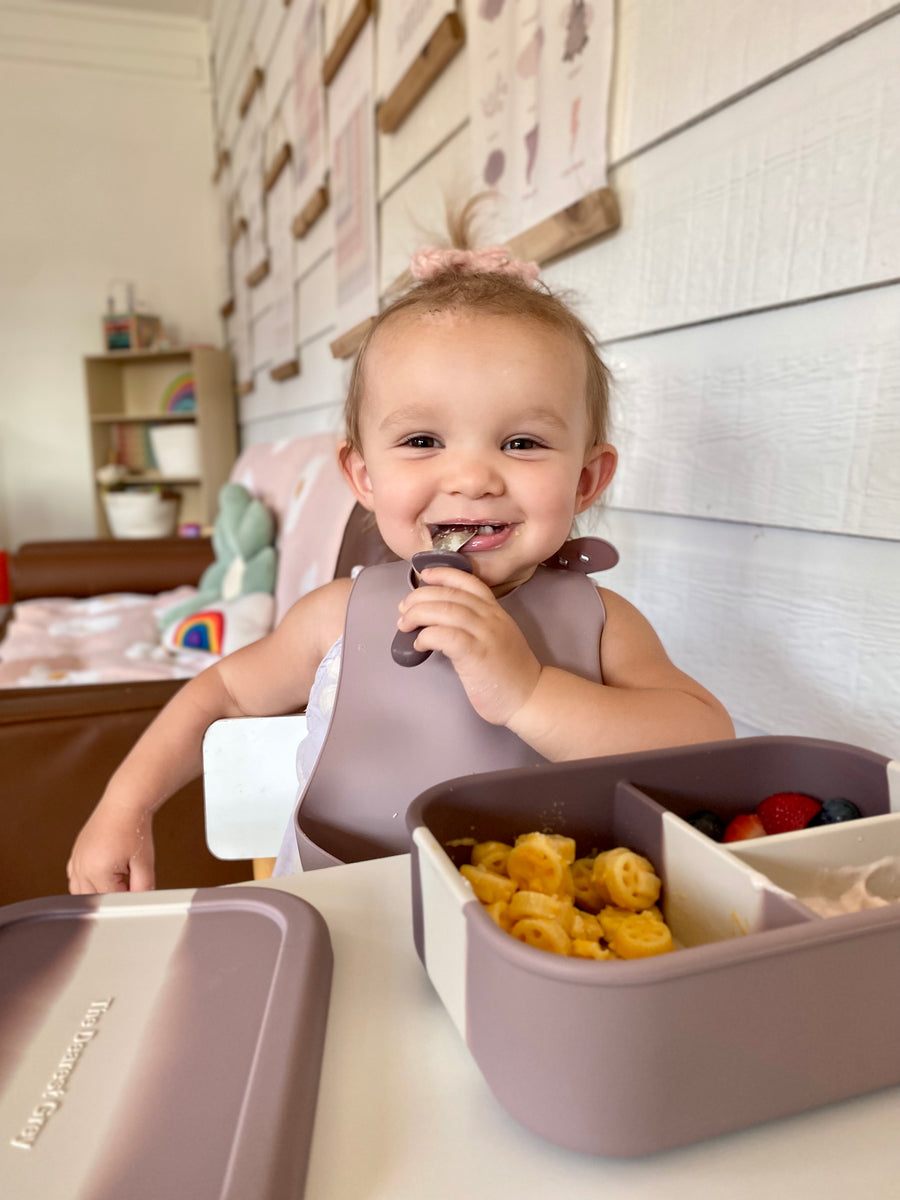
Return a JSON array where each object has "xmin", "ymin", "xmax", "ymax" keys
[{"xmin": 0, "ymin": 514, "xmax": 394, "ymax": 906}]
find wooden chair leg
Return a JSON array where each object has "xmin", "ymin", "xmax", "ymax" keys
[{"xmin": 253, "ymin": 857, "xmax": 277, "ymax": 880}]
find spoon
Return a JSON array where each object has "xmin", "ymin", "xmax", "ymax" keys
[{"xmin": 391, "ymin": 527, "xmax": 475, "ymax": 667}]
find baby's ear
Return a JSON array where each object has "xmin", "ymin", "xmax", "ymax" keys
[
  {"xmin": 575, "ymin": 443, "xmax": 617, "ymax": 513},
  {"xmin": 338, "ymin": 441, "xmax": 375, "ymax": 511}
]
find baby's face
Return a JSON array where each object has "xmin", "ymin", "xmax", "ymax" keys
[{"xmin": 342, "ymin": 311, "xmax": 614, "ymax": 594}]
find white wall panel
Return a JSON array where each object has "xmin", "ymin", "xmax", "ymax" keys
[
  {"xmin": 323, "ymin": 0, "xmax": 359, "ymax": 54},
  {"xmin": 298, "ymin": 254, "xmax": 336, "ymax": 342},
  {"xmin": 228, "ymin": 71, "xmax": 256, "ymax": 180},
  {"xmin": 378, "ymin": 125, "xmax": 471, "ymax": 288},
  {"xmin": 250, "ymin": 302, "xmax": 277, "ymax": 369},
  {"xmin": 377, "ymin": 52, "xmax": 468, "ymax": 199},
  {"xmin": 549, "ymin": 16, "xmax": 900, "ymax": 342},
  {"xmin": 253, "ymin": 0, "xmax": 284, "ymax": 75},
  {"xmin": 210, "ymin": 0, "xmax": 241, "ymax": 58},
  {"xmin": 605, "ymin": 285, "xmax": 900, "ymax": 539},
  {"xmin": 216, "ymin": 5, "xmax": 262, "ymax": 137},
  {"xmin": 295, "ymin": 214, "xmax": 334, "ymax": 279},
  {"xmin": 611, "ymin": 0, "xmax": 898, "ymax": 161},
  {"xmin": 248, "ymin": 271, "xmax": 276, "ymax": 321},
  {"xmin": 213, "ymin": 7, "xmax": 245, "ymax": 122},
  {"xmin": 263, "ymin": 24, "xmax": 293, "ymax": 126},
  {"xmin": 239, "ymin": 333, "xmax": 346, "ymax": 438},
  {"xmin": 241, "ymin": 402, "xmax": 344, "ymax": 447},
  {"xmin": 586, "ymin": 508, "xmax": 900, "ymax": 759}
]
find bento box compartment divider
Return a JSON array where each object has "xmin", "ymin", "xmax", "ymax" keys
[
  {"xmin": 660, "ymin": 811, "xmax": 805, "ymax": 947},
  {"xmin": 411, "ymin": 825, "xmax": 472, "ymax": 1038}
]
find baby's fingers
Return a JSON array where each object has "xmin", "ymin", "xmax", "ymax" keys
[
  {"xmin": 67, "ymin": 857, "xmax": 129, "ymax": 895},
  {"xmin": 398, "ymin": 583, "xmax": 489, "ymax": 628}
]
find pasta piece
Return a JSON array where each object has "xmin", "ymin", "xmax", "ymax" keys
[
  {"xmin": 510, "ymin": 917, "xmax": 571, "ymax": 956},
  {"xmin": 460, "ymin": 863, "xmax": 517, "ymax": 904},
  {"xmin": 485, "ymin": 900, "xmax": 514, "ymax": 931},
  {"xmin": 608, "ymin": 912, "xmax": 674, "ymax": 959},
  {"xmin": 571, "ymin": 911, "xmax": 603, "ymax": 942},
  {"xmin": 571, "ymin": 856, "xmax": 605, "ymax": 913},
  {"xmin": 600, "ymin": 848, "xmax": 661, "ymax": 912},
  {"xmin": 508, "ymin": 890, "xmax": 567, "ymax": 922},
  {"xmin": 589, "ymin": 849, "xmax": 622, "ymax": 905},
  {"xmin": 543, "ymin": 833, "xmax": 576, "ymax": 864},
  {"xmin": 506, "ymin": 833, "xmax": 567, "ymax": 896},
  {"xmin": 571, "ymin": 939, "xmax": 614, "ymax": 960},
  {"xmin": 472, "ymin": 840, "xmax": 513, "ymax": 875},
  {"xmin": 599, "ymin": 904, "xmax": 664, "ymax": 939},
  {"xmin": 597, "ymin": 905, "xmax": 633, "ymax": 941}
]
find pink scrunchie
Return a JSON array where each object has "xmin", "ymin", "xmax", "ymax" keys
[{"xmin": 410, "ymin": 245, "xmax": 540, "ymax": 286}]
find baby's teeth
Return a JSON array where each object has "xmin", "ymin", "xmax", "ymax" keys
[{"xmin": 477, "ymin": 525, "xmax": 495, "ymax": 534}]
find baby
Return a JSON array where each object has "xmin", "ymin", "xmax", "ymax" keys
[{"xmin": 68, "ymin": 226, "xmax": 733, "ymax": 892}]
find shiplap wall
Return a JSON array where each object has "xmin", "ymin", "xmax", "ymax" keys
[{"xmin": 208, "ymin": 0, "xmax": 900, "ymax": 759}]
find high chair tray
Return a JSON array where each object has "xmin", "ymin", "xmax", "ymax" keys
[
  {"xmin": 407, "ymin": 735, "xmax": 900, "ymax": 1157},
  {"xmin": 0, "ymin": 886, "xmax": 332, "ymax": 1200}
]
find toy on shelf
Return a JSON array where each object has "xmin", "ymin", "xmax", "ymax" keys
[{"xmin": 101, "ymin": 279, "xmax": 161, "ymax": 352}]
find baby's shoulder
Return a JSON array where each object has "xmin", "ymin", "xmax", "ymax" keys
[
  {"xmin": 277, "ymin": 577, "xmax": 354, "ymax": 659},
  {"xmin": 595, "ymin": 586, "xmax": 651, "ymax": 631}
]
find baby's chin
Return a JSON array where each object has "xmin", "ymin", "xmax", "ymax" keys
[{"xmin": 475, "ymin": 562, "xmax": 540, "ymax": 597}]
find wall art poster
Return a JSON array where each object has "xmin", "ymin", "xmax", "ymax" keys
[
  {"xmin": 292, "ymin": 0, "xmax": 327, "ymax": 215},
  {"xmin": 242, "ymin": 107, "xmax": 268, "ymax": 268},
  {"xmin": 266, "ymin": 165, "xmax": 298, "ymax": 370},
  {"xmin": 467, "ymin": 0, "xmax": 613, "ymax": 240},
  {"xmin": 229, "ymin": 233, "xmax": 253, "ymax": 390},
  {"xmin": 329, "ymin": 20, "xmax": 378, "ymax": 335},
  {"xmin": 377, "ymin": 1, "xmax": 453, "ymax": 99}
]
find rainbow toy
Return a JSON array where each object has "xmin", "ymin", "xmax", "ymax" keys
[
  {"xmin": 162, "ymin": 371, "xmax": 196, "ymax": 413},
  {"xmin": 172, "ymin": 610, "xmax": 224, "ymax": 654}
]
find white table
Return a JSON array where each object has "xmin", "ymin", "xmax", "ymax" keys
[{"xmin": 253, "ymin": 856, "xmax": 900, "ymax": 1200}]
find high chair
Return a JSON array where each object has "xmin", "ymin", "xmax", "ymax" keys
[{"xmin": 202, "ymin": 714, "xmax": 307, "ymax": 879}]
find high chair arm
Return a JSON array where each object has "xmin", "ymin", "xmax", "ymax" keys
[{"xmin": 202, "ymin": 714, "xmax": 308, "ymax": 868}]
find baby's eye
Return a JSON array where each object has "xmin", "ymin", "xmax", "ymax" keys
[
  {"xmin": 403, "ymin": 434, "xmax": 440, "ymax": 449},
  {"xmin": 503, "ymin": 436, "xmax": 542, "ymax": 451}
]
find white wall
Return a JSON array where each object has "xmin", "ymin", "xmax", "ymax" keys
[
  {"xmin": 208, "ymin": 0, "xmax": 900, "ymax": 759},
  {"xmin": 0, "ymin": 0, "xmax": 222, "ymax": 548}
]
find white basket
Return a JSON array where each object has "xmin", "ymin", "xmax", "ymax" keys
[
  {"xmin": 103, "ymin": 489, "xmax": 178, "ymax": 538},
  {"xmin": 149, "ymin": 424, "xmax": 200, "ymax": 477}
]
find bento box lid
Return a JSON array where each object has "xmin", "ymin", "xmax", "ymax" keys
[{"xmin": 0, "ymin": 886, "xmax": 332, "ymax": 1200}]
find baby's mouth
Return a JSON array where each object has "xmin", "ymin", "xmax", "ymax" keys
[{"xmin": 429, "ymin": 523, "xmax": 509, "ymax": 551}]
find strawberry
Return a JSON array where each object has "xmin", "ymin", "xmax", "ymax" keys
[
  {"xmin": 722, "ymin": 813, "xmax": 766, "ymax": 843},
  {"xmin": 756, "ymin": 792, "xmax": 821, "ymax": 835}
]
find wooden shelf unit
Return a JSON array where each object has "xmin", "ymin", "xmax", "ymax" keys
[{"xmin": 84, "ymin": 346, "xmax": 237, "ymax": 537}]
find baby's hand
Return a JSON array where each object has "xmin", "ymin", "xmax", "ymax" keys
[
  {"xmin": 397, "ymin": 566, "xmax": 542, "ymax": 726},
  {"xmin": 67, "ymin": 799, "xmax": 155, "ymax": 894}
]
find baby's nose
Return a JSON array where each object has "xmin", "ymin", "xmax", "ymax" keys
[{"xmin": 447, "ymin": 451, "xmax": 504, "ymax": 497}]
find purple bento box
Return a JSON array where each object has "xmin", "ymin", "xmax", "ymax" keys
[{"xmin": 407, "ymin": 735, "xmax": 900, "ymax": 1157}]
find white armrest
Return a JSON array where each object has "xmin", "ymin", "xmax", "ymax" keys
[{"xmin": 202, "ymin": 715, "xmax": 307, "ymax": 859}]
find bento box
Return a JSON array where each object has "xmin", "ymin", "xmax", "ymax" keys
[
  {"xmin": 0, "ymin": 887, "xmax": 332, "ymax": 1200},
  {"xmin": 406, "ymin": 735, "xmax": 900, "ymax": 1156}
]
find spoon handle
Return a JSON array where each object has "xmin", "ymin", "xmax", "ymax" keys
[{"xmin": 391, "ymin": 550, "xmax": 473, "ymax": 667}]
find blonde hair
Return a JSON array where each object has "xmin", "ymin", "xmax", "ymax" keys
[{"xmin": 342, "ymin": 200, "xmax": 611, "ymax": 453}]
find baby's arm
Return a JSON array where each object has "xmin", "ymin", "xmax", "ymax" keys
[
  {"xmin": 507, "ymin": 588, "xmax": 733, "ymax": 760},
  {"xmin": 67, "ymin": 579, "xmax": 351, "ymax": 894},
  {"xmin": 398, "ymin": 570, "xmax": 732, "ymax": 760}
]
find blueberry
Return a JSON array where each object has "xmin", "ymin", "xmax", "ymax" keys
[
  {"xmin": 686, "ymin": 809, "xmax": 727, "ymax": 841},
  {"xmin": 807, "ymin": 797, "xmax": 862, "ymax": 826}
]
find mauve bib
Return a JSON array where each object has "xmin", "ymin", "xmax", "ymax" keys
[{"xmin": 294, "ymin": 555, "xmax": 610, "ymax": 869}]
